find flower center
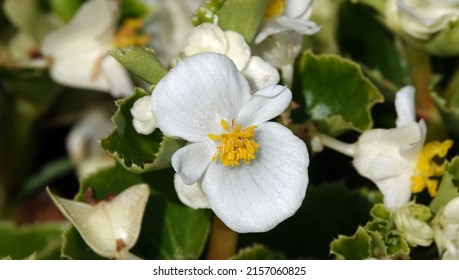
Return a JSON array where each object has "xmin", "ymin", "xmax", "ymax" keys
[
  {"xmin": 411, "ymin": 139, "xmax": 453, "ymax": 197},
  {"xmin": 114, "ymin": 18, "xmax": 149, "ymax": 48},
  {"xmin": 208, "ymin": 119, "xmax": 259, "ymax": 167},
  {"xmin": 264, "ymin": 0, "xmax": 286, "ymax": 17}
]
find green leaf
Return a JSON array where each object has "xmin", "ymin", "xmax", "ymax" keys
[
  {"xmin": 108, "ymin": 47, "xmax": 168, "ymax": 85},
  {"xmin": 61, "ymin": 164, "xmax": 211, "ymax": 260},
  {"xmin": 48, "ymin": 0, "xmax": 83, "ymax": 22},
  {"xmin": 292, "ymin": 51, "xmax": 383, "ymax": 135},
  {"xmin": 430, "ymin": 157, "xmax": 459, "ymax": 213},
  {"xmin": 230, "ymin": 244, "xmax": 285, "ymax": 260},
  {"xmin": 0, "ymin": 221, "xmax": 65, "ymax": 260},
  {"xmin": 330, "ymin": 226, "xmax": 372, "ymax": 260},
  {"xmin": 101, "ymin": 88, "xmax": 185, "ymax": 173},
  {"xmin": 431, "ymin": 90, "xmax": 459, "ymax": 138},
  {"xmin": 217, "ymin": 0, "xmax": 269, "ymax": 43},
  {"xmin": 120, "ymin": 0, "xmax": 153, "ymax": 21}
]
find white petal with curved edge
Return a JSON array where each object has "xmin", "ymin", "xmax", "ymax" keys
[
  {"xmin": 395, "ymin": 86, "xmax": 416, "ymax": 127},
  {"xmin": 48, "ymin": 49, "xmax": 109, "ymax": 91},
  {"xmin": 376, "ymin": 174, "xmax": 412, "ymax": 209},
  {"xmin": 152, "ymin": 53, "xmax": 251, "ymax": 142},
  {"xmin": 133, "ymin": 119, "xmax": 156, "ymax": 135},
  {"xmin": 47, "ymin": 184, "xmax": 150, "ymax": 258},
  {"xmin": 283, "ymin": 0, "xmax": 313, "ymax": 19},
  {"xmin": 174, "ymin": 174, "xmax": 210, "ymax": 209},
  {"xmin": 172, "ymin": 140, "xmax": 215, "ymax": 185},
  {"xmin": 41, "ymin": 0, "xmax": 115, "ymax": 57},
  {"xmin": 100, "ymin": 56, "xmax": 134, "ymax": 97},
  {"xmin": 202, "ymin": 122, "xmax": 309, "ymax": 233},
  {"xmin": 241, "ymin": 56, "xmax": 280, "ymax": 90},
  {"xmin": 182, "ymin": 23, "xmax": 228, "ymax": 57},
  {"xmin": 224, "ymin": 30, "xmax": 251, "ymax": 70},
  {"xmin": 237, "ymin": 85, "xmax": 291, "ymax": 127},
  {"xmin": 131, "ymin": 96, "xmax": 154, "ymax": 121},
  {"xmin": 255, "ymin": 17, "xmax": 319, "ymax": 44}
]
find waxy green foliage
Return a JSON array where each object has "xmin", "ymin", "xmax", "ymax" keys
[
  {"xmin": 0, "ymin": 222, "xmax": 65, "ymax": 260},
  {"xmin": 108, "ymin": 47, "xmax": 168, "ymax": 85},
  {"xmin": 61, "ymin": 164, "xmax": 211, "ymax": 260},
  {"xmin": 293, "ymin": 51, "xmax": 384, "ymax": 136},
  {"xmin": 430, "ymin": 157, "xmax": 459, "ymax": 213},
  {"xmin": 101, "ymin": 88, "xmax": 184, "ymax": 173},
  {"xmin": 330, "ymin": 204, "xmax": 410, "ymax": 259},
  {"xmin": 217, "ymin": 0, "xmax": 269, "ymax": 43}
]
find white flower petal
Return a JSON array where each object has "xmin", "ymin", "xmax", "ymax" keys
[
  {"xmin": 395, "ymin": 86, "xmax": 416, "ymax": 127},
  {"xmin": 174, "ymin": 174, "xmax": 210, "ymax": 209},
  {"xmin": 47, "ymin": 184, "xmax": 149, "ymax": 258},
  {"xmin": 41, "ymin": 0, "xmax": 115, "ymax": 58},
  {"xmin": 152, "ymin": 53, "xmax": 251, "ymax": 142},
  {"xmin": 131, "ymin": 96, "xmax": 154, "ymax": 121},
  {"xmin": 376, "ymin": 174, "xmax": 412, "ymax": 209},
  {"xmin": 172, "ymin": 140, "xmax": 214, "ymax": 185},
  {"xmin": 353, "ymin": 122, "xmax": 424, "ymax": 181},
  {"xmin": 224, "ymin": 30, "xmax": 251, "ymax": 70},
  {"xmin": 99, "ymin": 56, "xmax": 134, "ymax": 97},
  {"xmin": 182, "ymin": 23, "xmax": 228, "ymax": 57},
  {"xmin": 237, "ymin": 85, "xmax": 291, "ymax": 127},
  {"xmin": 283, "ymin": 0, "xmax": 313, "ymax": 19},
  {"xmin": 276, "ymin": 16, "xmax": 321, "ymax": 35},
  {"xmin": 202, "ymin": 122, "xmax": 309, "ymax": 233},
  {"xmin": 241, "ymin": 56, "xmax": 280, "ymax": 90}
]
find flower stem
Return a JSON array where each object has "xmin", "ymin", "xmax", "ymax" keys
[
  {"xmin": 401, "ymin": 42, "xmax": 436, "ymax": 120},
  {"xmin": 316, "ymin": 132, "xmax": 355, "ymax": 157},
  {"xmin": 207, "ymin": 215, "xmax": 238, "ymax": 260}
]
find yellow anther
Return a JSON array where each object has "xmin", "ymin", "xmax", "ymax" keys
[
  {"xmin": 114, "ymin": 18, "xmax": 149, "ymax": 48},
  {"xmin": 264, "ymin": 0, "xmax": 286, "ymax": 17},
  {"xmin": 411, "ymin": 140, "xmax": 453, "ymax": 197},
  {"xmin": 208, "ymin": 119, "xmax": 258, "ymax": 167}
]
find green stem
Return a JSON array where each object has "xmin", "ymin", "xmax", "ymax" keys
[
  {"xmin": 402, "ymin": 42, "xmax": 437, "ymax": 121},
  {"xmin": 207, "ymin": 215, "xmax": 238, "ymax": 260},
  {"xmin": 316, "ymin": 132, "xmax": 355, "ymax": 157},
  {"xmin": 444, "ymin": 64, "xmax": 459, "ymax": 105}
]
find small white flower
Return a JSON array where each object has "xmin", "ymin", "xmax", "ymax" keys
[
  {"xmin": 179, "ymin": 23, "xmax": 279, "ymax": 90},
  {"xmin": 173, "ymin": 174, "xmax": 209, "ymax": 209},
  {"xmin": 352, "ymin": 86, "xmax": 426, "ymax": 208},
  {"xmin": 66, "ymin": 110, "xmax": 115, "ymax": 178},
  {"xmin": 254, "ymin": 0, "xmax": 320, "ymax": 44},
  {"xmin": 151, "ymin": 53, "xmax": 309, "ymax": 233},
  {"xmin": 432, "ymin": 197, "xmax": 459, "ymax": 259},
  {"xmin": 41, "ymin": 0, "xmax": 134, "ymax": 97},
  {"xmin": 47, "ymin": 184, "xmax": 150, "ymax": 259},
  {"xmin": 385, "ymin": 0, "xmax": 459, "ymax": 40},
  {"xmin": 131, "ymin": 96, "xmax": 157, "ymax": 135}
]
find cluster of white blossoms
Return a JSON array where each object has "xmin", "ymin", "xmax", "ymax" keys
[{"xmin": 151, "ymin": 53, "xmax": 309, "ymax": 233}]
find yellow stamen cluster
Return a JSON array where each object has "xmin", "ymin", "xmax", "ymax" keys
[
  {"xmin": 114, "ymin": 18, "xmax": 149, "ymax": 48},
  {"xmin": 411, "ymin": 140, "xmax": 453, "ymax": 197},
  {"xmin": 264, "ymin": 0, "xmax": 286, "ymax": 17},
  {"xmin": 208, "ymin": 119, "xmax": 259, "ymax": 167}
]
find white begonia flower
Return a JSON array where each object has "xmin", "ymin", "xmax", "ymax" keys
[
  {"xmin": 151, "ymin": 53, "xmax": 309, "ymax": 233},
  {"xmin": 47, "ymin": 184, "xmax": 150, "ymax": 259},
  {"xmin": 352, "ymin": 86, "xmax": 426, "ymax": 209},
  {"xmin": 41, "ymin": 0, "xmax": 134, "ymax": 97},
  {"xmin": 179, "ymin": 23, "xmax": 279, "ymax": 90},
  {"xmin": 394, "ymin": 201, "xmax": 434, "ymax": 247},
  {"xmin": 131, "ymin": 96, "xmax": 157, "ymax": 135},
  {"xmin": 320, "ymin": 86, "xmax": 426, "ymax": 209},
  {"xmin": 66, "ymin": 110, "xmax": 115, "ymax": 178},
  {"xmin": 432, "ymin": 197, "xmax": 459, "ymax": 259},
  {"xmin": 385, "ymin": 0, "xmax": 459, "ymax": 40},
  {"xmin": 254, "ymin": 0, "xmax": 320, "ymax": 44}
]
